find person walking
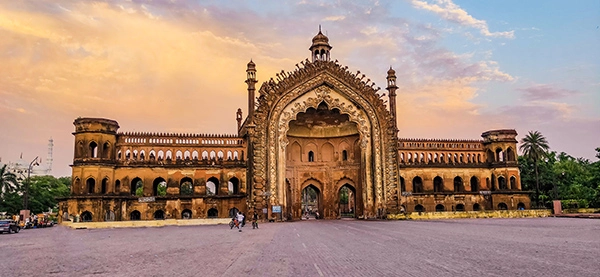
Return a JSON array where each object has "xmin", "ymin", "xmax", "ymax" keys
[
  {"xmin": 236, "ymin": 212, "xmax": 245, "ymax": 232},
  {"xmin": 252, "ymin": 211, "xmax": 259, "ymax": 229}
]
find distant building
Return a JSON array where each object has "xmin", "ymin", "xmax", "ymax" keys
[
  {"xmin": 58, "ymin": 31, "xmax": 529, "ymax": 223},
  {"xmin": 1, "ymin": 139, "xmax": 53, "ymax": 179}
]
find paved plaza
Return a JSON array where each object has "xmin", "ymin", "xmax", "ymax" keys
[{"xmin": 1, "ymin": 217, "xmax": 599, "ymax": 276}]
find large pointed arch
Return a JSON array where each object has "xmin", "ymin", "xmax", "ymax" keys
[{"xmin": 249, "ymin": 60, "xmax": 399, "ymax": 217}]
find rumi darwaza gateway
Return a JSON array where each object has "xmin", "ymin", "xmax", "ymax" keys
[{"xmin": 58, "ymin": 30, "xmax": 530, "ymax": 222}]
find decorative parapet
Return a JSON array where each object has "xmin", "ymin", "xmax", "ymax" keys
[
  {"xmin": 117, "ymin": 132, "xmax": 244, "ymax": 146},
  {"xmin": 398, "ymin": 138, "xmax": 484, "ymax": 150}
]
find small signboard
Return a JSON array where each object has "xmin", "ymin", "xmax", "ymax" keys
[
  {"xmin": 272, "ymin": 205, "xmax": 282, "ymax": 213},
  {"xmin": 262, "ymin": 208, "xmax": 268, "ymax": 214},
  {"xmin": 138, "ymin": 197, "xmax": 156, "ymax": 203}
]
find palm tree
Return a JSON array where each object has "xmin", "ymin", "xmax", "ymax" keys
[
  {"xmin": 519, "ymin": 131, "xmax": 550, "ymax": 207},
  {"xmin": 0, "ymin": 164, "xmax": 19, "ymax": 198}
]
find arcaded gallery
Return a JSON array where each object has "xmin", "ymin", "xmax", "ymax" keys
[{"xmin": 58, "ymin": 31, "xmax": 530, "ymax": 222}]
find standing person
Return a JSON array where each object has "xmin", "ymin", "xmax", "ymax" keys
[
  {"xmin": 236, "ymin": 212, "xmax": 245, "ymax": 232},
  {"xmin": 252, "ymin": 211, "xmax": 259, "ymax": 229}
]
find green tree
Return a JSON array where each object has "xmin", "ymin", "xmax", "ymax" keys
[
  {"xmin": 519, "ymin": 131, "xmax": 550, "ymax": 207},
  {"xmin": 0, "ymin": 164, "xmax": 19, "ymax": 199},
  {"xmin": 26, "ymin": 176, "xmax": 71, "ymax": 214}
]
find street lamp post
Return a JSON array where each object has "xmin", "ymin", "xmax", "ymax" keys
[{"xmin": 23, "ymin": 156, "xmax": 40, "ymax": 211}]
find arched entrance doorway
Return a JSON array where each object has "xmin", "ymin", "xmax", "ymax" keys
[
  {"xmin": 339, "ymin": 184, "xmax": 356, "ymax": 218},
  {"xmin": 301, "ymin": 185, "xmax": 320, "ymax": 220},
  {"xmin": 284, "ymin": 100, "xmax": 366, "ymax": 220}
]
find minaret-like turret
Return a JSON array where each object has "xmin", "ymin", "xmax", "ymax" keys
[
  {"xmin": 309, "ymin": 25, "xmax": 332, "ymax": 62},
  {"xmin": 46, "ymin": 138, "xmax": 53, "ymax": 174},
  {"xmin": 245, "ymin": 60, "xmax": 257, "ymax": 125},
  {"xmin": 386, "ymin": 66, "xmax": 398, "ymax": 130},
  {"xmin": 236, "ymin": 108, "xmax": 243, "ymax": 131}
]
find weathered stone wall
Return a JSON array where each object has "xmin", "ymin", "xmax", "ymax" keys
[{"xmin": 387, "ymin": 209, "xmax": 551, "ymax": 220}]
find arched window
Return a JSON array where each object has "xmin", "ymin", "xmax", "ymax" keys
[
  {"xmin": 456, "ymin": 204, "xmax": 465, "ymax": 211},
  {"xmin": 228, "ymin": 177, "xmax": 239, "ymax": 195},
  {"xmin": 342, "ymin": 150, "xmax": 348, "ymax": 161},
  {"xmin": 498, "ymin": 203, "xmax": 508, "ymax": 210},
  {"xmin": 400, "ymin": 177, "xmax": 406, "ymax": 192},
  {"xmin": 506, "ymin": 147, "xmax": 515, "ymax": 161},
  {"xmin": 117, "ymin": 150, "xmax": 122, "ymax": 160},
  {"xmin": 207, "ymin": 208, "xmax": 219, "ymax": 218},
  {"xmin": 139, "ymin": 150, "xmax": 145, "ymax": 160},
  {"xmin": 102, "ymin": 142, "xmax": 110, "ymax": 159},
  {"xmin": 101, "ymin": 177, "xmax": 109, "ymax": 194},
  {"xmin": 131, "ymin": 177, "xmax": 143, "ymax": 196},
  {"xmin": 180, "ymin": 177, "xmax": 193, "ymax": 195},
  {"xmin": 470, "ymin": 176, "xmax": 479, "ymax": 192},
  {"xmin": 154, "ymin": 210, "xmax": 165, "ymax": 220},
  {"xmin": 229, "ymin": 208, "xmax": 239, "ymax": 218},
  {"xmin": 115, "ymin": 180, "xmax": 121, "ymax": 194},
  {"xmin": 80, "ymin": 211, "xmax": 93, "ymax": 222},
  {"xmin": 473, "ymin": 203, "xmax": 481, "ymax": 211},
  {"xmin": 496, "ymin": 148, "xmax": 504, "ymax": 162},
  {"xmin": 510, "ymin": 176, "xmax": 517, "ymax": 190},
  {"xmin": 86, "ymin": 178, "xmax": 95, "ymax": 194},
  {"xmin": 153, "ymin": 178, "xmax": 167, "ymax": 196},
  {"xmin": 206, "ymin": 177, "xmax": 219, "ymax": 195},
  {"xmin": 498, "ymin": 176, "xmax": 507, "ymax": 190},
  {"xmin": 182, "ymin": 209, "xmax": 192, "ymax": 219},
  {"xmin": 130, "ymin": 210, "xmax": 141, "ymax": 220},
  {"xmin": 517, "ymin": 202, "xmax": 525, "ymax": 210},
  {"xmin": 453, "ymin": 176, "xmax": 464, "ymax": 192},
  {"xmin": 89, "ymin": 142, "xmax": 98, "ymax": 158},
  {"xmin": 412, "ymin": 176, "xmax": 423, "ymax": 193},
  {"xmin": 415, "ymin": 204, "xmax": 425, "ymax": 212},
  {"xmin": 435, "ymin": 204, "xmax": 445, "ymax": 212},
  {"xmin": 308, "ymin": 151, "xmax": 315, "ymax": 162},
  {"xmin": 433, "ymin": 176, "xmax": 444, "ymax": 192}
]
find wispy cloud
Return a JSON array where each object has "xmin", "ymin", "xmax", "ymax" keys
[
  {"xmin": 410, "ymin": 0, "xmax": 515, "ymax": 38},
  {"xmin": 517, "ymin": 84, "xmax": 580, "ymax": 101}
]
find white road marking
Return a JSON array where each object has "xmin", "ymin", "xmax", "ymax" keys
[
  {"xmin": 314, "ymin": 263, "xmax": 324, "ymax": 276},
  {"xmin": 302, "ymin": 243, "xmax": 307, "ymax": 248},
  {"xmin": 297, "ymin": 233, "xmax": 300, "ymax": 237}
]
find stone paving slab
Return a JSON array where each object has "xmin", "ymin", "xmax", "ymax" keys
[{"xmin": 1, "ymin": 218, "xmax": 599, "ymax": 276}]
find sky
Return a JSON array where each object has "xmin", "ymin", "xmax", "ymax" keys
[{"xmin": 0, "ymin": 0, "xmax": 598, "ymax": 177}]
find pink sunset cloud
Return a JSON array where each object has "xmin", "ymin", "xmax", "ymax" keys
[{"xmin": 0, "ymin": 1, "xmax": 597, "ymax": 176}]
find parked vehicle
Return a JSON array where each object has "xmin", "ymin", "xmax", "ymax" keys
[{"xmin": 0, "ymin": 220, "xmax": 20, "ymax": 234}]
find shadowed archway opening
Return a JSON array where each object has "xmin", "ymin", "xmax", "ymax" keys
[
  {"xmin": 182, "ymin": 209, "xmax": 192, "ymax": 219},
  {"xmin": 153, "ymin": 177, "xmax": 167, "ymax": 196},
  {"xmin": 339, "ymin": 184, "xmax": 356, "ymax": 218},
  {"xmin": 207, "ymin": 208, "xmax": 218, "ymax": 218},
  {"xmin": 81, "ymin": 211, "xmax": 93, "ymax": 222},
  {"xmin": 130, "ymin": 210, "xmax": 141, "ymax": 220},
  {"xmin": 154, "ymin": 210, "xmax": 165, "ymax": 220},
  {"xmin": 302, "ymin": 185, "xmax": 320, "ymax": 219}
]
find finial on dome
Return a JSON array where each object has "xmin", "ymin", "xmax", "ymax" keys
[{"xmin": 387, "ymin": 66, "xmax": 396, "ymax": 76}]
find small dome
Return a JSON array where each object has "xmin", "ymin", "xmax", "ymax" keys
[
  {"xmin": 247, "ymin": 59, "xmax": 256, "ymax": 70},
  {"xmin": 312, "ymin": 30, "xmax": 329, "ymax": 45},
  {"xmin": 387, "ymin": 67, "xmax": 396, "ymax": 75},
  {"xmin": 387, "ymin": 67, "xmax": 396, "ymax": 76}
]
